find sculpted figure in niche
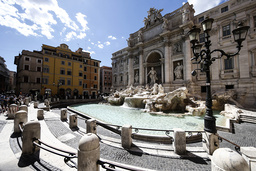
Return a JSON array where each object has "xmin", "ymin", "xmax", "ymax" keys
[
  {"xmin": 182, "ymin": 8, "xmax": 190, "ymax": 24},
  {"xmin": 174, "ymin": 42, "xmax": 182, "ymax": 53},
  {"xmin": 147, "ymin": 67, "xmax": 158, "ymax": 84},
  {"xmin": 138, "ymin": 30, "xmax": 143, "ymax": 42},
  {"xmin": 162, "ymin": 17, "xmax": 169, "ymax": 30},
  {"xmin": 134, "ymin": 70, "xmax": 139, "ymax": 83},
  {"xmin": 174, "ymin": 62, "xmax": 183, "ymax": 80}
]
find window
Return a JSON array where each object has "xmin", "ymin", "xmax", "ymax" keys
[
  {"xmin": 84, "ymin": 67, "xmax": 87, "ymax": 71},
  {"xmin": 67, "ymin": 80, "xmax": 71, "ymax": 85},
  {"xmin": 94, "ymin": 76, "xmax": 97, "ymax": 80},
  {"xmin": 223, "ymin": 24, "xmax": 231, "ymax": 37},
  {"xmin": 67, "ymin": 70, "xmax": 72, "ymax": 75},
  {"xmin": 43, "ymin": 78, "xmax": 48, "ymax": 84},
  {"xmin": 226, "ymin": 85, "xmax": 234, "ymax": 90},
  {"xmin": 43, "ymin": 67, "xmax": 49, "ymax": 73},
  {"xmin": 84, "ymin": 75, "xmax": 87, "ymax": 79},
  {"xmin": 105, "ymin": 76, "xmax": 107, "ymax": 80},
  {"xmin": 36, "ymin": 78, "xmax": 40, "ymax": 83},
  {"xmin": 83, "ymin": 83, "xmax": 87, "ymax": 88},
  {"xmin": 199, "ymin": 33, "xmax": 205, "ymax": 43},
  {"xmin": 24, "ymin": 76, "xmax": 28, "ymax": 83},
  {"xmin": 221, "ymin": 6, "xmax": 228, "ymax": 13},
  {"xmin": 199, "ymin": 16, "xmax": 204, "ymax": 23},
  {"xmin": 24, "ymin": 65, "xmax": 29, "ymax": 70},
  {"xmin": 94, "ymin": 62, "xmax": 98, "ymax": 67},
  {"xmin": 94, "ymin": 84, "xmax": 97, "ymax": 88},
  {"xmin": 114, "ymin": 76, "xmax": 117, "ymax": 82},
  {"xmin": 224, "ymin": 58, "xmax": 233, "ymax": 70},
  {"xmin": 45, "ymin": 58, "xmax": 49, "ymax": 62},
  {"xmin": 37, "ymin": 67, "xmax": 41, "ymax": 72},
  {"xmin": 25, "ymin": 57, "xmax": 30, "ymax": 61},
  {"xmin": 94, "ymin": 68, "xmax": 97, "ymax": 73},
  {"xmin": 201, "ymin": 86, "xmax": 206, "ymax": 93},
  {"xmin": 120, "ymin": 76, "xmax": 123, "ymax": 82},
  {"xmin": 59, "ymin": 79, "xmax": 65, "ymax": 85},
  {"xmin": 79, "ymin": 72, "xmax": 83, "ymax": 77},
  {"xmin": 80, "ymin": 64, "xmax": 82, "ymax": 68},
  {"xmin": 60, "ymin": 69, "xmax": 65, "ymax": 75},
  {"xmin": 254, "ymin": 16, "xmax": 256, "ymax": 27},
  {"xmin": 68, "ymin": 62, "xmax": 71, "ymax": 66},
  {"xmin": 79, "ymin": 81, "xmax": 82, "ymax": 86},
  {"xmin": 61, "ymin": 61, "xmax": 65, "ymax": 65},
  {"xmin": 37, "ymin": 59, "xmax": 42, "ymax": 63}
]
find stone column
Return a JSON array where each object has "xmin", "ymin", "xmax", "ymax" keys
[
  {"xmin": 37, "ymin": 109, "xmax": 44, "ymax": 120},
  {"xmin": 121, "ymin": 125, "xmax": 132, "ymax": 149},
  {"xmin": 164, "ymin": 40, "xmax": 171, "ymax": 83},
  {"xmin": 173, "ymin": 128, "xmax": 186, "ymax": 154},
  {"xmin": 86, "ymin": 119, "xmax": 97, "ymax": 134},
  {"xmin": 139, "ymin": 50, "xmax": 144, "ymax": 85},
  {"xmin": 22, "ymin": 121, "xmax": 41, "ymax": 155},
  {"xmin": 241, "ymin": 146, "xmax": 256, "ymax": 171},
  {"xmin": 78, "ymin": 133, "xmax": 100, "ymax": 171},
  {"xmin": 202, "ymin": 132, "xmax": 219, "ymax": 155},
  {"xmin": 61, "ymin": 108, "xmax": 67, "ymax": 121},
  {"xmin": 128, "ymin": 54, "xmax": 134, "ymax": 86},
  {"xmin": 184, "ymin": 37, "xmax": 192, "ymax": 81},
  {"xmin": 212, "ymin": 148, "xmax": 249, "ymax": 171},
  {"xmin": 69, "ymin": 114, "xmax": 77, "ymax": 129},
  {"xmin": 14, "ymin": 110, "xmax": 28, "ymax": 134}
]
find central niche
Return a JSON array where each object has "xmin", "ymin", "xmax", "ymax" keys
[{"xmin": 146, "ymin": 51, "xmax": 162, "ymax": 84}]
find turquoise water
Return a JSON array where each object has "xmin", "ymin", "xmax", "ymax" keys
[{"xmin": 70, "ymin": 104, "xmax": 227, "ymax": 135}]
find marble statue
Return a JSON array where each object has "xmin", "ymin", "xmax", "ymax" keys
[
  {"xmin": 147, "ymin": 67, "xmax": 158, "ymax": 84},
  {"xmin": 174, "ymin": 62, "xmax": 183, "ymax": 80}
]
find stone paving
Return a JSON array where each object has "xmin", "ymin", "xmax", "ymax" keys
[{"xmin": 0, "ymin": 103, "xmax": 256, "ymax": 171}]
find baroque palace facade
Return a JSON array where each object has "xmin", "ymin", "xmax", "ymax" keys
[
  {"xmin": 111, "ymin": 0, "xmax": 256, "ymax": 108},
  {"xmin": 15, "ymin": 44, "xmax": 101, "ymax": 99}
]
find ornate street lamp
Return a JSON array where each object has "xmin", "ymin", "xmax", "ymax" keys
[{"xmin": 188, "ymin": 18, "xmax": 249, "ymax": 133}]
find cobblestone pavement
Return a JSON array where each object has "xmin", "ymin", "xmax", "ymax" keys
[
  {"xmin": 48, "ymin": 109, "xmax": 212, "ymax": 171},
  {"xmin": 47, "ymin": 108, "xmax": 256, "ymax": 170}
]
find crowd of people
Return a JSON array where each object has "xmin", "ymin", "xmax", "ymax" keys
[{"xmin": 0, "ymin": 94, "xmax": 24, "ymax": 114}]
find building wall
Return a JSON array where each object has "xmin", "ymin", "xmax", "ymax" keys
[
  {"xmin": 14, "ymin": 44, "xmax": 101, "ymax": 99},
  {"xmin": 100, "ymin": 66, "xmax": 112, "ymax": 95},
  {"xmin": 111, "ymin": 0, "xmax": 256, "ymax": 108}
]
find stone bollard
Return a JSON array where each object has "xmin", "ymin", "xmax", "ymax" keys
[
  {"xmin": 173, "ymin": 128, "xmax": 186, "ymax": 155},
  {"xmin": 37, "ymin": 109, "xmax": 44, "ymax": 120},
  {"xmin": 61, "ymin": 108, "xmax": 67, "ymax": 121},
  {"xmin": 34, "ymin": 101, "xmax": 38, "ymax": 108},
  {"xmin": 86, "ymin": 119, "xmax": 97, "ymax": 134},
  {"xmin": 69, "ymin": 114, "xmax": 77, "ymax": 129},
  {"xmin": 78, "ymin": 133, "xmax": 100, "ymax": 171},
  {"xmin": 22, "ymin": 121, "xmax": 41, "ymax": 155},
  {"xmin": 241, "ymin": 147, "xmax": 256, "ymax": 171},
  {"xmin": 44, "ymin": 99, "xmax": 48, "ymax": 105},
  {"xmin": 212, "ymin": 148, "xmax": 249, "ymax": 171},
  {"xmin": 7, "ymin": 104, "xmax": 19, "ymax": 119},
  {"xmin": 19, "ymin": 105, "xmax": 28, "ymax": 113},
  {"xmin": 14, "ymin": 110, "xmax": 28, "ymax": 134},
  {"xmin": 202, "ymin": 132, "xmax": 219, "ymax": 155},
  {"xmin": 121, "ymin": 125, "xmax": 132, "ymax": 149},
  {"xmin": 24, "ymin": 97, "xmax": 30, "ymax": 106},
  {"xmin": 57, "ymin": 98, "xmax": 59, "ymax": 102}
]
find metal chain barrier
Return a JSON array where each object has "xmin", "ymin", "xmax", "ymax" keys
[{"xmin": 33, "ymin": 138, "xmax": 78, "ymax": 168}]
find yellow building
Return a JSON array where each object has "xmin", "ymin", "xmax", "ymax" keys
[{"xmin": 41, "ymin": 43, "xmax": 101, "ymax": 99}]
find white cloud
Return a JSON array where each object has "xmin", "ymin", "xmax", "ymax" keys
[
  {"xmin": 98, "ymin": 41, "xmax": 101, "ymax": 44},
  {"xmin": 65, "ymin": 31, "xmax": 77, "ymax": 41},
  {"xmin": 188, "ymin": 0, "xmax": 222, "ymax": 15},
  {"xmin": 104, "ymin": 41, "xmax": 111, "ymax": 46},
  {"xmin": 76, "ymin": 12, "xmax": 89, "ymax": 31},
  {"xmin": 108, "ymin": 35, "xmax": 117, "ymax": 40},
  {"xmin": 0, "ymin": 0, "xmax": 89, "ymax": 40},
  {"xmin": 87, "ymin": 47, "xmax": 91, "ymax": 50},
  {"xmin": 98, "ymin": 44, "xmax": 104, "ymax": 49}
]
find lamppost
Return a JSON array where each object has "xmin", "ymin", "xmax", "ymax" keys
[{"xmin": 188, "ymin": 18, "xmax": 249, "ymax": 133}]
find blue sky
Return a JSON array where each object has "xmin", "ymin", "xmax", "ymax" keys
[{"xmin": 0, "ymin": 0, "xmax": 226, "ymax": 72}]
